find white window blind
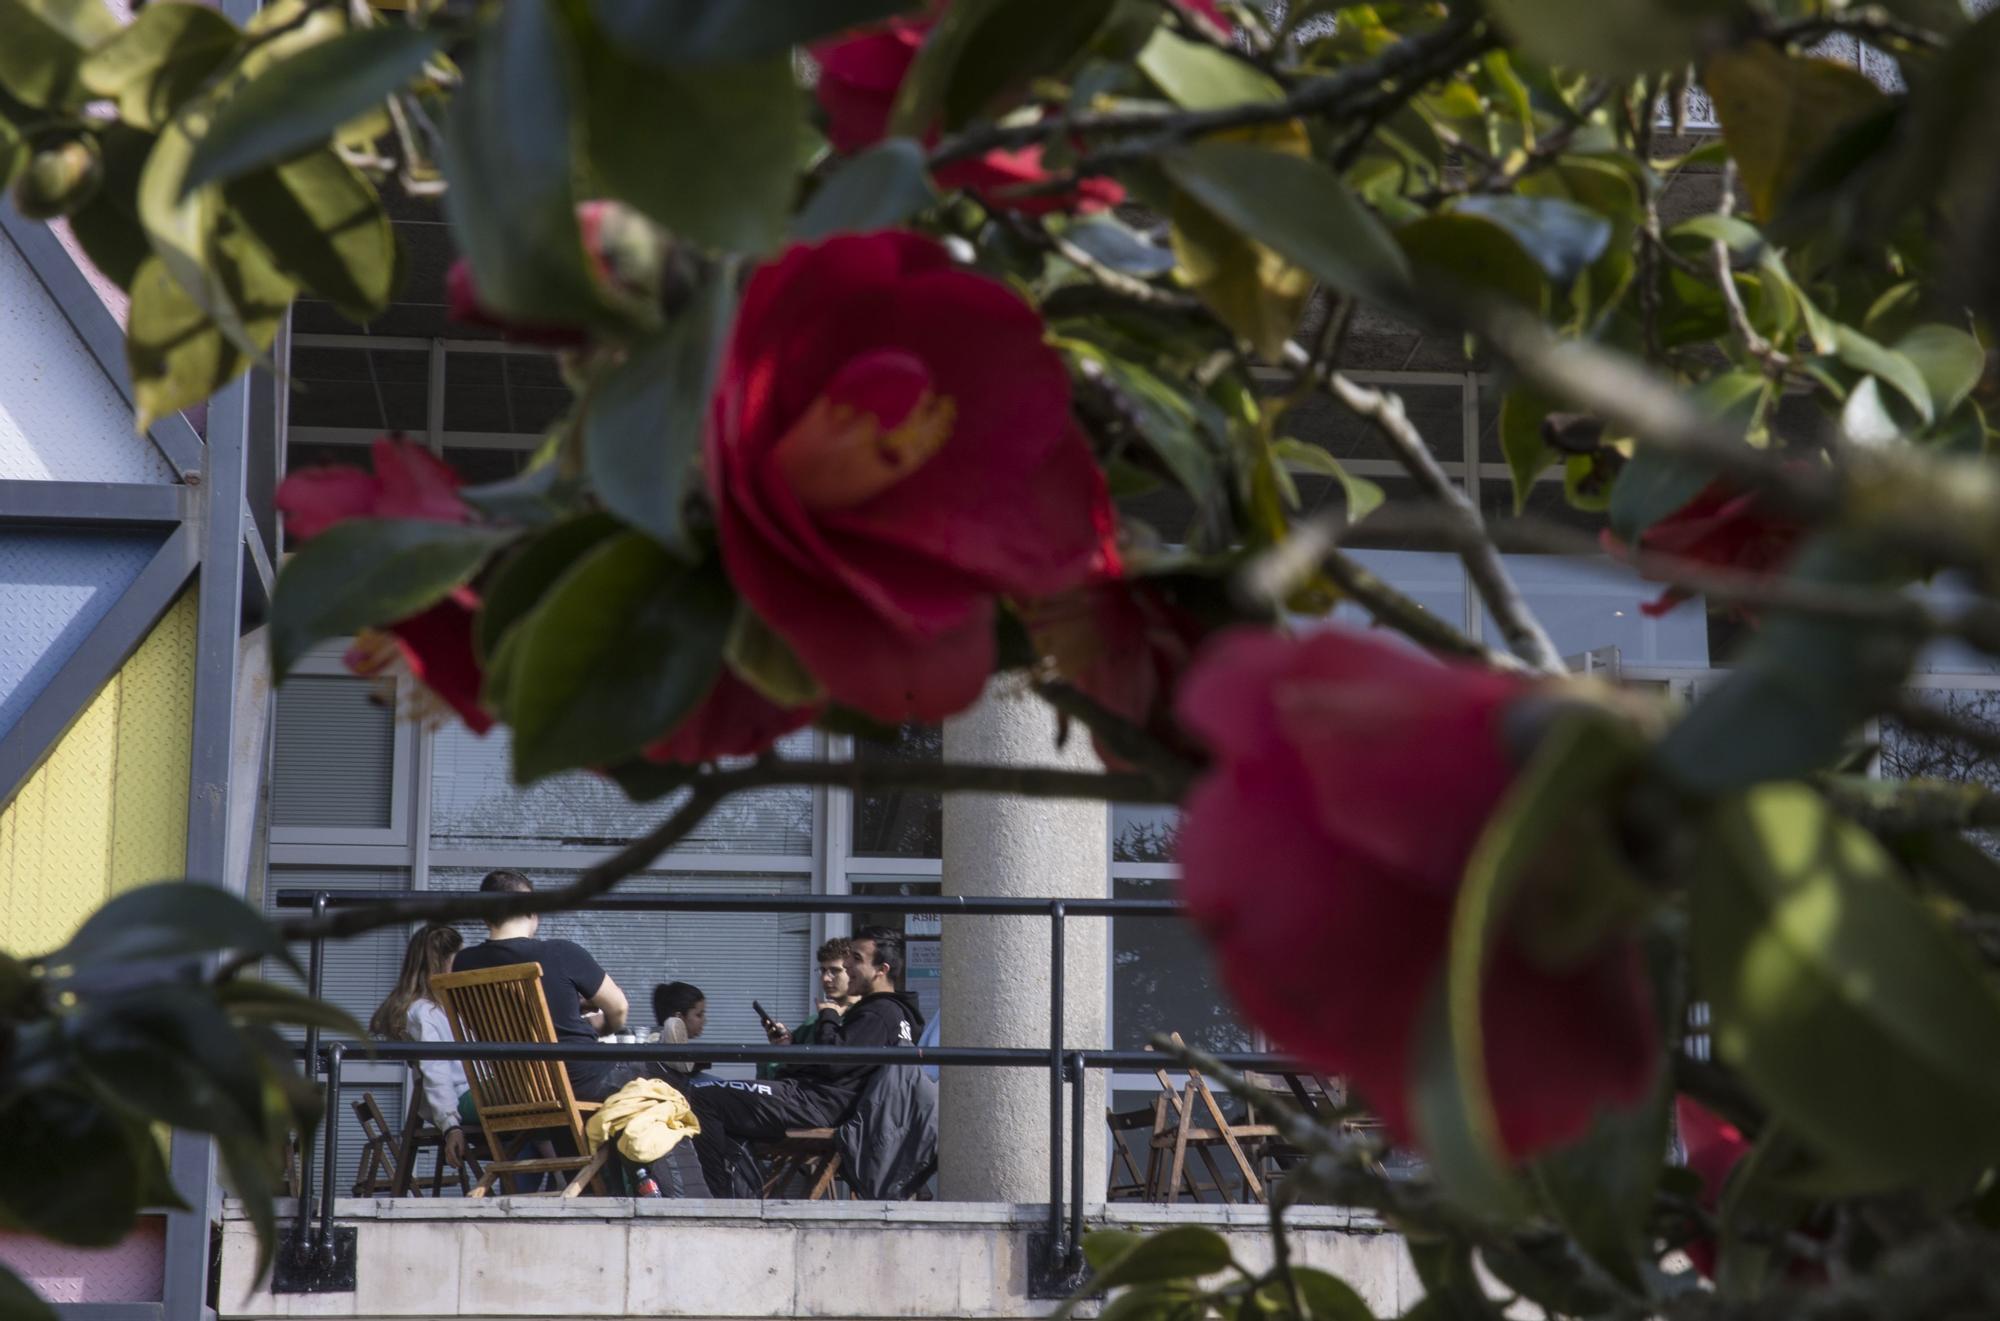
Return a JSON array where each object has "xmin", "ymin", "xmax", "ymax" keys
[
  {"xmin": 271, "ymin": 676, "xmax": 395, "ymax": 829},
  {"xmin": 429, "ymin": 725, "xmax": 813, "ymax": 856},
  {"xmin": 430, "ymin": 869, "xmax": 813, "ymax": 1048}
]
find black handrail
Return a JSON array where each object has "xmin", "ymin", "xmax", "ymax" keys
[{"xmin": 274, "ymin": 886, "xmax": 1291, "ymax": 1291}]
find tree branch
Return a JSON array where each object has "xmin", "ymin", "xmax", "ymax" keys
[
  {"xmin": 1281, "ymin": 342, "xmax": 1565, "ymax": 673},
  {"xmin": 1819, "ymin": 775, "xmax": 2000, "ymax": 835},
  {"xmin": 277, "ymin": 757, "xmax": 1174, "ymax": 941},
  {"xmin": 928, "ymin": 9, "xmax": 1491, "ymax": 171}
]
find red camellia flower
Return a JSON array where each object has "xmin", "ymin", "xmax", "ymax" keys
[
  {"xmin": 275, "ymin": 437, "xmax": 491, "ymax": 734},
  {"xmin": 1675, "ymin": 1095, "xmax": 1749, "ymax": 1280},
  {"xmin": 708, "ymin": 231, "xmax": 1119, "ymax": 723},
  {"xmin": 810, "ymin": 11, "xmax": 1124, "ymax": 216},
  {"xmin": 1601, "ymin": 478, "xmax": 1804, "ymax": 618},
  {"xmin": 643, "ymin": 670, "xmax": 819, "ymax": 765},
  {"xmin": 1023, "ymin": 578, "xmax": 1206, "ymax": 768},
  {"xmin": 1174, "ymin": 627, "xmax": 1659, "ymax": 1160}
]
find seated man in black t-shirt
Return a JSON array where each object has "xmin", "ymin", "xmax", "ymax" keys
[
  {"xmin": 681, "ymin": 926, "xmax": 923, "ymax": 1197},
  {"xmin": 451, "ymin": 869, "xmax": 638, "ymax": 1102}
]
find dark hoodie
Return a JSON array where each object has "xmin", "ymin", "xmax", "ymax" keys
[{"xmin": 794, "ymin": 990, "xmax": 924, "ymax": 1117}]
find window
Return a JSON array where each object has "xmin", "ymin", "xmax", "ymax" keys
[
  {"xmin": 269, "ymin": 669, "xmax": 406, "ymax": 844},
  {"xmin": 1108, "ymin": 805, "xmax": 1248, "ymax": 1053},
  {"xmin": 851, "ymin": 724, "xmax": 943, "ymax": 859}
]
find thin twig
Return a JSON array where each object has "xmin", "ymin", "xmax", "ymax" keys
[
  {"xmin": 1712, "ymin": 160, "xmax": 1790, "ymax": 373},
  {"xmin": 279, "ymin": 757, "xmax": 1173, "ymax": 941},
  {"xmin": 928, "ymin": 9, "xmax": 1489, "ymax": 170},
  {"xmin": 1819, "ymin": 776, "xmax": 2000, "ymax": 835},
  {"xmin": 1282, "ymin": 343, "xmax": 1565, "ymax": 672},
  {"xmin": 1763, "ymin": 10, "xmax": 1950, "ymax": 51},
  {"xmin": 1035, "ymin": 680, "xmax": 1203, "ymax": 796}
]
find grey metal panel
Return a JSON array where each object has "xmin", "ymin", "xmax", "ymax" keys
[
  {"xmin": 0, "ymin": 480, "xmax": 190, "ymax": 526},
  {"xmin": 53, "ymin": 1306, "xmax": 169, "ymax": 1321},
  {"xmin": 0, "ymin": 524, "xmax": 198, "ymax": 807},
  {"xmin": 168, "ymin": 360, "xmax": 257, "ymax": 1321},
  {"xmin": 0, "ymin": 529, "xmax": 163, "ymax": 737},
  {"xmin": 0, "ymin": 205, "xmax": 205, "ymax": 479}
]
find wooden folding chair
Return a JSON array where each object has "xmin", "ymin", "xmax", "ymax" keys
[
  {"xmin": 432, "ymin": 964, "xmax": 614, "ymax": 1198},
  {"xmin": 350, "ymin": 1092, "xmax": 402, "ymax": 1195},
  {"xmin": 1106, "ymin": 1106, "xmax": 1157, "ymax": 1201},
  {"xmin": 1148, "ymin": 1033, "xmax": 1280, "ymax": 1205},
  {"xmin": 755, "ymin": 1130, "xmax": 845, "ymax": 1200}
]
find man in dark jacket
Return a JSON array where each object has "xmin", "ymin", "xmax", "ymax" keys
[{"xmin": 682, "ymin": 926, "xmax": 922, "ymax": 1197}]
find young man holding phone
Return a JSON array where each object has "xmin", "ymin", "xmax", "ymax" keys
[
  {"xmin": 757, "ymin": 937, "xmax": 859, "ymax": 1079},
  {"xmin": 682, "ymin": 927, "xmax": 921, "ymax": 1197}
]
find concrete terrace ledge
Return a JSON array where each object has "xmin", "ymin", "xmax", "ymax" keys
[{"xmin": 216, "ymin": 1199, "xmax": 1421, "ymax": 1320}]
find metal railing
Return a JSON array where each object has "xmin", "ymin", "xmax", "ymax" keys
[{"xmin": 273, "ymin": 888, "xmax": 1302, "ymax": 1294}]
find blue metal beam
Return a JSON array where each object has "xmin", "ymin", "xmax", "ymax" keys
[{"xmin": 0, "ymin": 523, "xmax": 198, "ymax": 808}]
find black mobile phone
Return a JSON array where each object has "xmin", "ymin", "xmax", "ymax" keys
[{"xmin": 752, "ymin": 999, "xmax": 777, "ymax": 1028}]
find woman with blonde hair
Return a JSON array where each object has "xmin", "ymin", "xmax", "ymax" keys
[{"xmin": 371, "ymin": 923, "xmax": 474, "ymax": 1167}]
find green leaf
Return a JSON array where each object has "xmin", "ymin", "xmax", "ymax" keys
[
  {"xmin": 268, "ymin": 518, "xmax": 511, "ymax": 679},
  {"xmin": 1481, "ymin": 0, "xmax": 1740, "ymax": 77},
  {"xmin": 1702, "ymin": 43, "xmax": 1887, "ymax": 223},
  {"xmin": 1450, "ymin": 195, "xmax": 1610, "ymax": 289},
  {"xmin": 1166, "ymin": 183, "xmax": 1312, "ymax": 360},
  {"xmin": 48, "ymin": 880, "xmax": 291, "ymax": 970},
  {"xmin": 183, "ymin": 25, "xmax": 444, "ymax": 191},
  {"xmin": 1289, "ymin": 1269, "xmax": 1376, "ymax": 1321},
  {"xmin": 585, "ymin": 275, "xmax": 730, "ymax": 549},
  {"xmin": 440, "ymin": 0, "xmax": 622, "ymax": 331},
  {"xmin": 1083, "ymin": 1225, "xmax": 1234, "ymax": 1293},
  {"xmin": 72, "ymin": 987, "xmax": 270, "ymax": 1138},
  {"xmin": 1161, "ymin": 142, "xmax": 1411, "ymax": 305},
  {"xmin": 68, "ymin": 123, "xmax": 158, "ymax": 290},
  {"xmin": 1271, "ymin": 438, "xmax": 1384, "ymax": 524},
  {"xmin": 590, "ymin": 0, "xmax": 914, "ymax": 65},
  {"xmin": 226, "ymin": 147, "xmax": 395, "ymax": 322},
  {"xmin": 1082, "ymin": 1229, "xmax": 1145, "ymax": 1272},
  {"xmin": 215, "ymin": 978, "xmax": 367, "ymax": 1036},
  {"xmin": 1833, "ymin": 325, "xmax": 1934, "ymax": 425},
  {"xmin": 1607, "ymin": 371, "xmax": 1766, "ymax": 541},
  {"xmin": 892, "ymin": 0, "xmax": 1119, "ymax": 133},
  {"xmin": 0, "ymin": 1090, "xmax": 142, "ymax": 1246},
  {"xmin": 1894, "ymin": 324, "xmax": 1985, "ymax": 421},
  {"xmin": 125, "ymin": 240, "xmax": 294, "ymax": 432},
  {"xmin": 504, "ymin": 536, "xmax": 735, "ymax": 783},
  {"xmin": 1061, "ymin": 215, "xmax": 1176, "ymax": 277},
  {"xmin": 1395, "ymin": 212, "xmax": 1545, "ymax": 311},
  {"xmin": 571, "ymin": 18, "xmax": 805, "ymax": 256},
  {"xmin": 725, "ymin": 606, "xmax": 824, "ymax": 708},
  {"xmin": 1667, "ymin": 212, "xmax": 1765, "ymax": 255},
  {"xmin": 0, "ymin": 0, "xmax": 120, "ymax": 109},
  {"xmin": 1693, "ymin": 782, "xmax": 2000, "ymax": 1188},
  {"xmin": 473, "ymin": 511, "xmax": 625, "ymax": 663},
  {"xmin": 794, "ymin": 139, "xmax": 937, "ymax": 241},
  {"xmin": 1657, "ymin": 537, "xmax": 1921, "ymax": 795},
  {"xmin": 0, "ymin": 1262, "xmax": 55, "ymax": 1321},
  {"xmin": 1530, "ymin": 1088, "xmax": 1666, "ymax": 1293},
  {"xmin": 78, "ymin": 1, "xmax": 241, "ymax": 132},
  {"xmin": 1498, "ymin": 386, "xmax": 1558, "ymax": 513},
  {"xmin": 1136, "ymin": 27, "xmax": 1282, "ymax": 109}
]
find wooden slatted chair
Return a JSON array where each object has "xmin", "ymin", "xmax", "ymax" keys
[
  {"xmin": 1147, "ymin": 1033, "xmax": 1280, "ymax": 1205},
  {"xmin": 432, "ymin": 963, "xmax": 614, "ymax": 1198},
  {"xmin": 350, "ymin": 1093, "xmax": 402, "ymax": 1196},
  {"xmin": 756, "ymin": 1130, "xmax": 845, "ymax": 1200}
]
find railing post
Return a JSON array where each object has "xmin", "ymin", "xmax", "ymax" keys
[
  {"xmin": 1067, "ymin": 1051, "xmax": 1086, "ymax": 1273},
  {"xmin": 1047, "ymin": 901, "xmax": 1067, "ymax": 1264},
  {"xmin": 317, "ymin": 1042, "xmax": 343, "ymax": 1261},
  {"xmin": 289, "ymin": 890, "xmax": 327, "ymax": 1255}
]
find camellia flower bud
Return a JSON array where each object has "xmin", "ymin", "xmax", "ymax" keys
[{"xmin": 11, "ymin": 135, "xmax": 101, "ymax": 220}]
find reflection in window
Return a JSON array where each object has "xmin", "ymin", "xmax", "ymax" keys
[
  {"xmin": 1112, "ymin": 876, "xmax": 1250, "ymax": 1053},
  {"xmin": 1881, "ymin": 692, "xmax": 2000, "ymax": 854},
  {"xmin": 852, "ymin": 724, "xmax": 942, "ymax": 858},
  {"xmin": 1114, "ymin": 804, "xmax": 1180, "ymax": 863},
  {"xmin": 430, "ymin": 724, "xmax": 813, "ymax": 855}
]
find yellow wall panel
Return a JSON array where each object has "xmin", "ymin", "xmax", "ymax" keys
[{"xmin": 0, "ymin": 592, "xmax": 195, "ymax": 955}]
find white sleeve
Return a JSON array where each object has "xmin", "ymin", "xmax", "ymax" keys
[{"xmin": 409, "ymin": 1000, "xmax": 465, "ymax": 1132}]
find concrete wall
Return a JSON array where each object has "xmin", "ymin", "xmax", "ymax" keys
[{"xmin": 216, "ymin": 1201, "xmax": 1423, "ymax": 1320}]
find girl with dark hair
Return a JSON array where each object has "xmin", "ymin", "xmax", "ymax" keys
[
  {"xmin": 371, "ymin": 924, "xmax": 474, "ymax": 1166},
  {"xmin": 651, "ymin": 981, "xmax": 710, "ymax": 1076}
]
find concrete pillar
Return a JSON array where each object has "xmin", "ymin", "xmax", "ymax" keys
[{"xmin": 939, "ymin": 680, "xmax": 1110, "ymax": 1204}]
